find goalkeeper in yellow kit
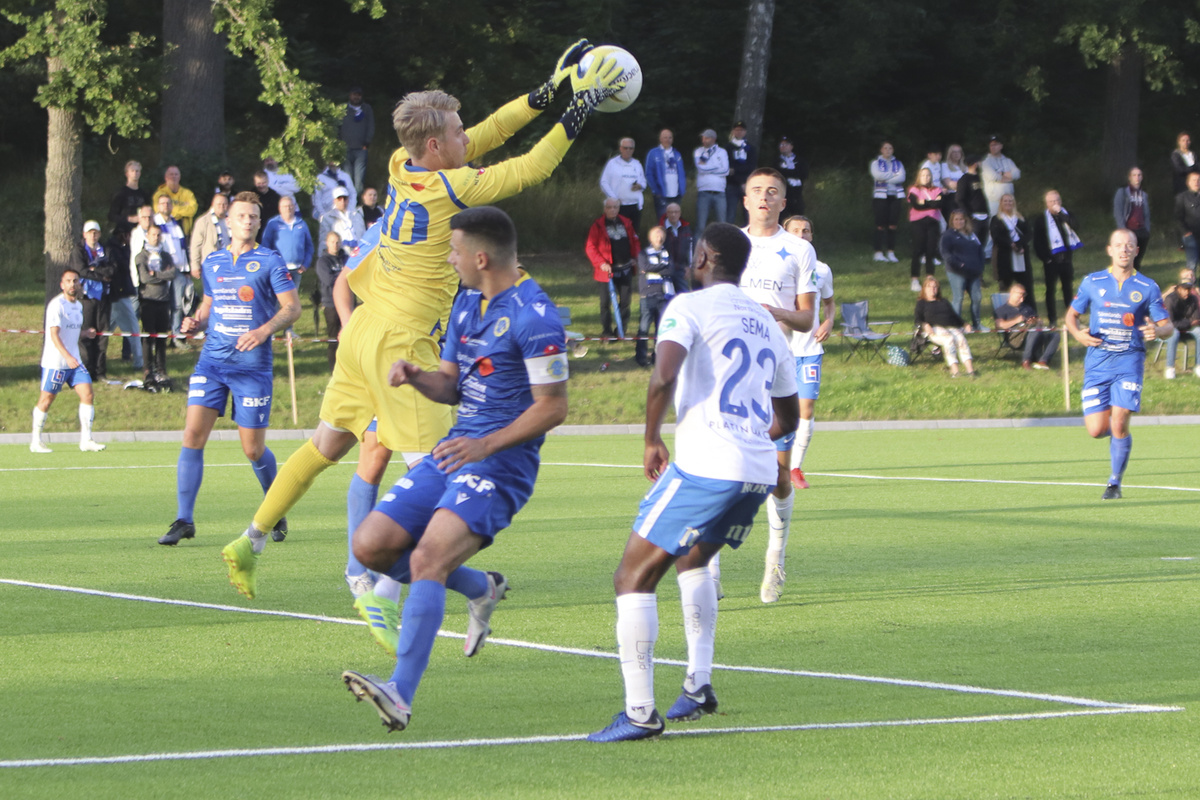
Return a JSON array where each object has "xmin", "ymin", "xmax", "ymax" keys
[{"xmin": 223, "ymin": 41, "xmax": 629, "ymax": 606}]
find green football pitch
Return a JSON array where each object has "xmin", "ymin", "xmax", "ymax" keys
[{"xmin": 1, "ymin": 428, "xmax": 1197, "ymax": 799}]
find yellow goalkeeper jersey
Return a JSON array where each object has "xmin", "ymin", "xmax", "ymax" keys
[{"xmin": 350, "ymin": 95, "xmax": 572, "ymax": 334}]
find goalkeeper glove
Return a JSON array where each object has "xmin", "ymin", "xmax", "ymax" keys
[
  {"xmin": 559, "ymin": 52, "xmax": 630, "ymax": 140},
  {"xmin": 528, "ymin": 38, "xmax": 594, "ymax": 111}
]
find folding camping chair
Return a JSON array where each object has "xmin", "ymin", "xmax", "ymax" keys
[{"xmin": 840, "ymin": 301, "xmax": 894, "ymax": 363}]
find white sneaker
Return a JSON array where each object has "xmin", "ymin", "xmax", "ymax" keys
[
  {"xmin": 910, "ymin": 278, "xmax": 921, "ymax": 292},
  {"xmin": 760, "ymin": 564, "xmax": 786, "ymax": 604},
  {"xmin": 873, "ymin": 251, "xmax": 887, "ymax": 262},
  {"xmin": 79, "ymin": 439, "xmax": 106, "ymax": 452},
  {"xmin": 346, "ymin": 571, "xmax": 377, "ymax": 599},
  {"xmin": 30, "ymin": 439, "xmax": 51, "ymax": 454},
  {"xmin": 1165, "ymin": 367, "xmax": 1176, "ymax": 380},
  {"xmin": 464, "ymin": 571, "xmax": 508, "ymax": 657},
  {"xmin": 886, "ymin": 251, "xmax": 899, "ymax": 263}
]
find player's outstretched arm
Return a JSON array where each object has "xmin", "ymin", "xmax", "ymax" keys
[
  {"xmin": 389, "ymin": 358, "xmax": 461, "ymax": 405},
  {"xmin": 432, "ymin": 380, "xmax": 568, "ymax": 473},
  {"xmin": 643, "ymin": 341, "xmax": 686, "ymax": 481},
  {"xmin": 768, "ymin": 394, "xmax": 801, "ymax": 442}
]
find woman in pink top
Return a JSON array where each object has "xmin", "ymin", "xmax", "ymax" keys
[{"xmin": 907, "ymin": 167, "xmax": 943, "ymax": 291}]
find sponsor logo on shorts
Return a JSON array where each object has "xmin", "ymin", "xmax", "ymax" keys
[
  {"xmin": 455, "ymin": 492, "xmax": 470, "ymax": 505},
  {"xmin": 241, "ymin": 396, "xmax": 271, "ymax": 407},
  {"xmin": 741, "ymin": 482, "xmax": 770, "ymax": 493},
  {"xmin": 678, "ymin": 527, "xmax": 701, "ymax": 549},
  {"xmin": 1121, "ymin": 381, "xmax": 1141, "ymax": 392},
  {"xmin": 452, "ymin": 473, "xmax": 495, "ymax": 493}
]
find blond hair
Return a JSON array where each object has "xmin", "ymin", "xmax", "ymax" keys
[{"xmin": 393, "ymin": 90, "xmax": 461, "ymax": 158}]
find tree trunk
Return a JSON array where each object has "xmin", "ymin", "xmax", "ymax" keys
[
  {"xmin": 44, "ymin": 55, "xmax": 82, "ymax": 302},
  {"xmin": 1100, "ymin": 44, "xmax": 1141, "ymax": 188},
  {"xmin": 162, "ymin": 0, "xmax": 226, "ymax": 163},
  {"xmin": 733, "ymin": 0, "xmax": 776, "ymax": 156}
]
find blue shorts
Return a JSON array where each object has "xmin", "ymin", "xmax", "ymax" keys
[
  {"xmin": 373, "ymin": 445, "xmax": 539, "ymax": 546},
  {"xmin": 773, "ymin": 355, "xmax": 822, "ymax": 450},
  {"xmin": 187, "ymin": 360, "xmax": 274, "ymax": 429},
  {"xmin": 40, "ymin": 366, "xmax": 91, "ymax": 394},
  {"xmin": 632, "ymin": 464, "xmax": 772, "ymax": 556},
  {"xmin": 1081, "ymin": 362, "xmax": 1144, "ymax": 414}
]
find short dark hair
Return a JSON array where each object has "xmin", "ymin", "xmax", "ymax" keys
[
  {"xmin": 965, "ymin": 154, "xmax": 982, "ymax": 167},
  {"xmin": 700, "ymin": 222, "xmax": 752, "ymax": 282},
  {"xmin": 450, "ymin": 206, "xmax": 518, "ymax": 263},
  {"xmin": 747, "ymin": 167, "xmax": 785, "ymax": 187},
  {"xmin": 253, "ymin": 170, "xmax": 268, "ymax": 181},
  {"xmin": 61, "ymin": 266, "xmax": 81, "ymax": 278}
]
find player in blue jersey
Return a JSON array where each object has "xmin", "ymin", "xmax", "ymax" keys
[
  {"xmin": 158, "ymin": 192, "xmax": 301, "ymax": 546},
  {"xmin": 341, "ymin": 206, "xmax": 570, "ymax": 733},
  {"xmin": 1065, "ymin": 228, "xmax": 1171, "ymax": 500},
  {"xmin": 588, "ymin": 223, "xmax": 800, "ymax": 743}
]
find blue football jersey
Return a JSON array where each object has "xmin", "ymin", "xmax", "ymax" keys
[
  {"xmin": 199, "ymin": 246, "xmax": 294, "ymax": 371},
  {"xmin": 441, "ymin": 274, "xmax": 568, "ymax": 445},
  {"xmin": 1069, "ymin": 269, "xmax": 1167, "ymax": 370}
]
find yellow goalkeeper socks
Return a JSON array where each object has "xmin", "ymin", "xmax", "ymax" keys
[{"xmin": 252, "ymin": 439, "xmax": 338, "ymax": 532}]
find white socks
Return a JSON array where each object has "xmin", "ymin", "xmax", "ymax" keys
[
  {"xmin": 78, "ymin": 403, "xmax": 95, "ymax": 442},
  {"xmin": 374, "ymin": 574, "xmax": 402, "ymax": 603},
  {"xmin": 766, "ymin": 491, "xmax": 794, "ymax": 569},
  {"xmin": 790, "ymin": 418, "xmax": 815, "ymax": 470},
  {"xmin": 616, "ymin": 593, "xmax": 658, "ymax": 723},
  {"xmin": 32, "ymin": 407, "xmax": 46, "ymax": 440},
  {"xmin": 677, "ymin": 567, "xmax": 717, "ymax": 691},
  {"xmin": 247, "ymin": 525, "xmax": 268, "ymax": 553},
  {"xmin": 708, "ymin": 550, "xmax": 721, "ymax": 582}
]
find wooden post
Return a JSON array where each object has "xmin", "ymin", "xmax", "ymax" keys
[
  {"xmin": 1061, "ymin": 324, "xmax": 1070, "ymax": 411},
  {"xmin": 286, "ymin": 331, "xmax": 298, "ymax": 424}
]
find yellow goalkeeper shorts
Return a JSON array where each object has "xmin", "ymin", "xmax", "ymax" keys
[{"xmin": 319, "ymin": 306, "xmax": 453, "ymax": 453}]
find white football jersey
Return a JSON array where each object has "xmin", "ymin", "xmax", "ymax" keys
[
  {"xmin": 738, "ymin": 226, "xmax": 818, "ymax": 331},
  {"xmin": 42, "ymin": 293, "xmax": 84, "ymax": 370},
  {"xmin": 791, "ymin": 260, "xmax": 834, "ymax": 357},
  {"xmin": 657, "ymin": 283, "xmax": 798, "ymax": 484}
]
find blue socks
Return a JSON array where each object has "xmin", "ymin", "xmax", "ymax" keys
[
  {"xmin": 447, "ymin": 566, "xmax": 489, "ymax": 600},
  {"xmin": 346, "ymin": 474, "xmax": 379, "ymax": 578},
  {"xmin": 390, "ymin": 580, "xmax": 446, "ymax": 702},
  {"xmin": 176, "ymin": 446, "xmax": 204, "ymax": 523},
  {"xmin": 1110, "ymin": 434, "xmax": 1132, "ymax": 485},
  {"xmin": 251, "ymin": 448, "xmax": 278, "ymax": 494}
]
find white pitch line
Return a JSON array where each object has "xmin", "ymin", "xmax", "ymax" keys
[
  {"xmin": 0, "ymin": 461, "xmax": 364, "ymax": 473},
  {"xmin": 0, "ymin": 706, "xmax": 1181, "ymax": 769},
  {"xmin": 0, "ymin": 579, "xmax": 1168, "ymax": 711}
]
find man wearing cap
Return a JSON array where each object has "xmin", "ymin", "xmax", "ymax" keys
[
  {"xmin": 777, "ymin": 136, "xmax": 808, "ymax": 218},
  {"xmin": 600, "ymin": 137, "xmax": 647, "ymax": 230},
  {"xmin": 69, "ymin": 221, "xmax": 116, "ymax": 380},
  {"xmin": 725, "ymin": 122, "xmax": 757, "ymax": 225},
  {"xmin": 339, "ymin": 87, "xmax": 375, "ymax": 195},
  {"xmin": 320, "ymin": 186, "xmax": 366, "ymax": 257},
  {"xmin": 645, "ymin": 128, "xmax": 686, "ymax": 220},
  {"xmin": 313, "ymin": 160, "xmax": 356, "ymax": 222},
  {"xmin": 693, "ymin": 128, "xmax": 729, "ymax": 232},
  {"xmin": 981, "ymin": 135, "xmax": 1021, "ymax": 217}
]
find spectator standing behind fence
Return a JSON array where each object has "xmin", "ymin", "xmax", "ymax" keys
[
  {"xmin": 661, "ymin": 202, "xmax": 693, "ymax": 295},
  {"xmin": 108, "ymin": 160, "xmax": 148, "ymax": 235},
  {"xmin": 777, "ymin": 135, "xmax": 807, "ymax": 218},
  {"xmin": 981, "ymin": 135, "xmax": 1021, "ymax": 217},
  {"xmin": 252, "ymin": 171, "xmax": 283, "ymax": 238},
  {"xmin": 1175, "ymin": 171, "xmax": 1200, "ymax": 270},
  {"xmin": 135, "ymin": 225, "xmax": 176, "ymax": 385},
  {"xmin": 1171, "ymin": 132, "xmax": 1195, "ymax": 195},
  {"xmin": 1160, "ymin": 268, "xmax": 1200, "ymax": 379},
  {"xmin": 957, "ymin": 155, "xmax": 990, "ymax": 250},
  {"xmin": 316, "ymin": 231, "xmax": 349, "ymax": 371},
  {"xmin": 1033, "ymin": 190, "xmax": 1082, "ymax": 328},
  {"xmin": 635, "ymin": 226, "xmax": 673, "ymax": 368},
  {"xmin": 870, "ymin": 141, "xmax": 905, "ymax": 263},
  {"xmin": 152, "ymin": 165, "xmax": 198, "ymax": 236},
  {"xmin": 215, "ymin": 170, "xmax": 236, "ymax": 199},
  {"xmin": 995, "ymin": 284, "xmax": 1058, "ymax": 370},
  {"xmin": 693, "ymin": 129, "xmax": 729, "ymax": 232},
  {"xmin": 915, "ymin": 276, "xmax": 976, "ymax": 378},
  {"xmin": 1113, "ymin": 167, "xmax": 1150, "ymax": 271},
  {"xmin": 940, "ymin": 209, "xmax": 986, "ymax": 332},
  {"xmin": 725, "ymin": 122, "xmax": 756, "ymax": 225},
  {"xmin": 71, "ymin": 221, "xmax": 114, "ymax": 380},
  {"xmin": 601, "ymin": 137, "xmax": 647, "ymax": 231},
  {"xmin": 918, "ymin": 146, "xmax": 944, "ymax": 224},
  {"xmin": 990, "ymin": 193, "xmax": 1035, "ymax": 304},
  {"xmin": 105, "ymin": 226, "xmax": 143, "ymax": 373},
  {"xmin": 359, "ymin": 186, "xmax": 383, "ymax": 227},
  {"xmin": 313, "ymin": 160, "xmax": 356, "ymax": 222},
  {"xmin": 319, "ymin": 186, "xmax": 366, "ymax": 257},
  {"xmin": 154, "ymin": 195, "xmax": 191, "ymax": 344},
  {"xmin": 339, "ymin": 87, "xmax": 374, "ymax": 195},
  {"xmin": 263, "ymin": 195, "xmax": 314, "ymax": 284},
  {"xmin": 907, "ymin": 167, "xmax": 942, "ymax": 291},
  {"xmin": 586, "ymin": 198, "xmax": 639, "ymax": 338},
  {"xmin": 263, "ymin": 157, "xmax": 301, "ymax": 201},
  {"xmin": 191, "ymin": 192, "xmax": 230, "ymax": 274},
  {"xmin": 645, "ymin": 129, "xmax": 685, "ymax": 221}
]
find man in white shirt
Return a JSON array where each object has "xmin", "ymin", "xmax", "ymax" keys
[
  {"xmin": 587, "ymin": 222, "xmax": 800, "ymax": 743},
  {"xmin": 600, "ymin": 137, "xmax": 647, "ymax": 230},
  {"xmin": 32, "ymin": 268, "xmax": 106, "ymax": 453},
  {"xmin": 693, "ymin": 128, "xmax": 729, "ymax": 233},
  {"xmin": 981, "ymin": 135, "xmax": 1022, "ymax": 217},
  {"xmin": 154, "ymin": 195, "xmax": 192, "ymax": 339},
  {"xmin": 729, "ymin": 168, "xmax": 817, "ymax": 604},
  {"xmin": 263, "ymin": 156, "xmax": 301, "ymax": 200}
]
